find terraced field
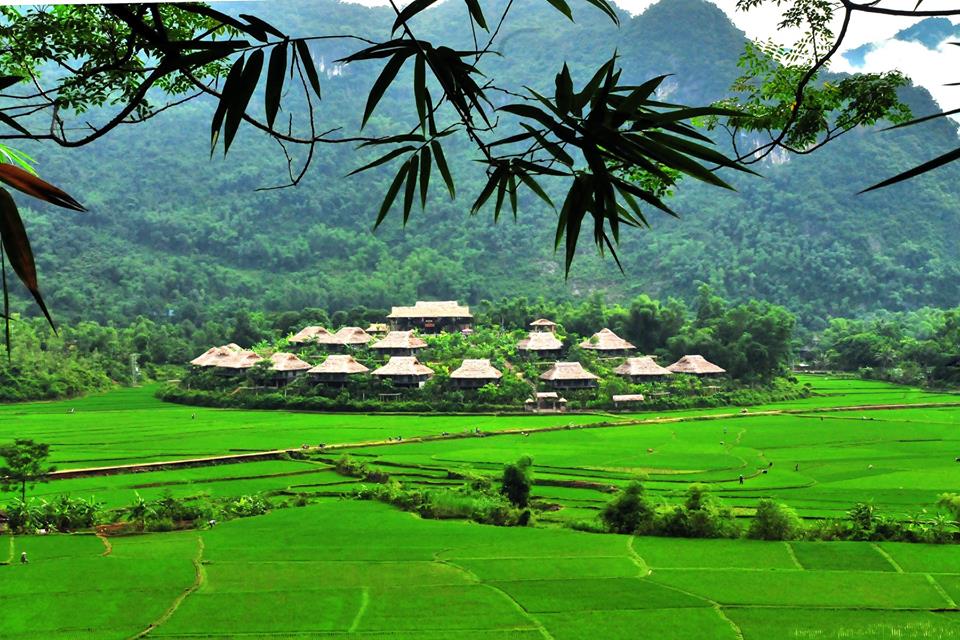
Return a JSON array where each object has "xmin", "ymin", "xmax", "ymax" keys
[{"xmin": 3, "ymin": 376, "xmax": 960, "ymax": 638}]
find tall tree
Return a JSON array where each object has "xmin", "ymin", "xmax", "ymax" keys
[{"xmin": 0, "ymin": 438, "xmax": 55, "ymax": 501}]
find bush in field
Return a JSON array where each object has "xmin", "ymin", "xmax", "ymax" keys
[
  {"xmin": 601, "ymin": 481, "xmax": 655, "ymax": 534},
  {"xmin": 747, "ymin": 499, "xmax": 802, "ymax": 540},
  {"xmin": 656, "ymin": 484, "xmax": 740, "ymax": 539},
  {"xmin": 847, "ymin": 502, "xmax": 876, "ymax": 540},
  {"xmin": 224, "ymin": 494, "xmax": 270, "ymax": 517},
  {"xmin": 500, "ymin": 455, "xmax": 534, "ymax": 508}
]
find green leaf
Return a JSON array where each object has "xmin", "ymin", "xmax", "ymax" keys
[
  {"xmin": 472, "ymin": 168, "xmax": 503, "ymax": 214},
  {"xmin": 362, "ymin": 52, "xmax": 410, "ymax": 128},
  {"xmin": 295, "ymin": 40, "xmax": 323, "ymax": 101},
  {"xmin": 414, "ymin": 54, "xmax": 427, "ymax": 134},
  {"xmin": 464, "ymin": 0, "xmax": 488, "ymax": 30},
  {"xmin": 861, "ymin": 146, "xmax": 960, "ymax": 193},
  {"xmin": 517, "ymin": 171, "xmax": 555, "ymax": 209},
  {"xmin": 543, "ymin": 0, "xmax": 573, "ymax": 20},
  {"xmin": 347, "ymin": 146, "xmax": 417, "ymax": 176},
  {"xmin": 431, "ymin": 140, "xmax": 455, "ymax": 199},
  {"xmin": 265, "ymin": 43, "xmax": 287, "ymax": 130},
  {"xmin": 374, "ymin": 164, "xmax": 409, "ymax": 228},
  {"xmin": 223, "ymin": 49, "xmax": 264, "ymax": 155},
  {"xmin": 239, "ymin": 14, "xmax": 286, "ymax": 40}
]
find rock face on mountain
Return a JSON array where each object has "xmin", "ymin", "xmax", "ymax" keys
[{"xmin": 12, "ymin": 0, "xmax": 960, "ymax": 328}]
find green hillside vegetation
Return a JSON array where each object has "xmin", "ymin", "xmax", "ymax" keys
[{"xmin": 3, "ymin": 0, "xmax": 958, "ymax": 335}]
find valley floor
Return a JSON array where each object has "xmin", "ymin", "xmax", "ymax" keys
[{"xmin": 2, "ymin": 376, "xmax": 960, "ymax": 638}]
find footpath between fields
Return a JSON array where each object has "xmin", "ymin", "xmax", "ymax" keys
[{"xmin": 48, "ymin": 400, "xmax": 960, "ymax": 481}]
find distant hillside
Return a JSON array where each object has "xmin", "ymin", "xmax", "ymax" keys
[{"xmin": 9, "ymin": 0, "xmax": 960, "ymax": 330}]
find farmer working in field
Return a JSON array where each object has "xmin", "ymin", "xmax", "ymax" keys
[{"xmin": 20, "ymin": 551, "xmax": 28, "ymax": 564}]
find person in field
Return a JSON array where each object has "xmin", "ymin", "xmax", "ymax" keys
[
  {"xmin": 20, "ymin": 551, "xmax": 27, "ymax": 564},
  {"xmin": 738, "ymin": 475, "xmax": 744, "ymax": 485}
]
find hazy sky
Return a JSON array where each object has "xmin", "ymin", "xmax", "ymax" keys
[{"xmin": 341, "ymin": 0, "xmax": 959, "ymax": 112}]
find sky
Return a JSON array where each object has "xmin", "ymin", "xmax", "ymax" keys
[{"xmin": 342, "ymin": 0, "xmax": 959, "ymax": 113}]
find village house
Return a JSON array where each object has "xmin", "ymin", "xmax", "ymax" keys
[
  {"xmin": 371, "ymin": 330, "xmax": 428, "ymax": 356},
  {"xmin": 213, "ymin": 350, "xmax": 263, "ymax": 376},
  {"xmin": 365, "ymin": 323, "xmax": 389, "ymax": 335},
  {"xmin": 449, "ymin": 358, "xmax": 503, "ymax": 389},
  {"xmin": 189, "ymin": 343, "xmax": 242, "ymax": 367},
  {"xmin": 540, "ymin": 361, "xmax": 600, "ymax": 390},
  {"xmin": 372, "ymin": 356, "xmax": 434, "ymax": 388},
  {"xmin": 308, "ymin": 354, "xmax": 370, "ymax": 387},
  {"xmin": 612, "ymin": 394, "xmax": 645, "ymax": 409},
  {"xmin": 289, "ymin": 326, "xmax": 330, "ymax": 345},
  {"xmin": 614, "ymin": 356, "xmax": 674, "ymax": 382},
  {"xmin": 387, "ymin": 300, "xmax": 473, "ymax": 333},
  {"xmin": 529, "ymin": 318, "xmax": 558, "ymax": 333},
  {"xmin": 524, "ymin": 391, "xmax": 567, "ymax": 412},
  {"xmin": 314, "ymin": 326, "xmax": 373, "ymax": 351},
  {"xmin": 268, "ymin": 352, "xmax": 313, "ymax": 385},
  {"xmin": 580, "ymin": 328, "xmax": 635, "ymax": 356},
  {"xmin": 517, "ymin": 331, "xmax": 563, "ymax": 359},
  {"xmin": 667, "ymin": 355, "xmax": 727, "ymax": 376}
]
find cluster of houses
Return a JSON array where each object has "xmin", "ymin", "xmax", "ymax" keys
[{"xmin": 189, "ymin": 301, "xmax": 726, "ymax": 410}]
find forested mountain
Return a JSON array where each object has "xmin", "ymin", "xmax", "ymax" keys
[{"xmin": 9, "ymin": 0, "xmax": 960, "ymax": 331}]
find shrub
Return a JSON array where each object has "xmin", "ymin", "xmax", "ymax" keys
[
  {"xmin": 656, "ymin": 484, "xmax": 740, "ymax": 539},
  {"xmin": 747, "ymin": 499, "xmax": 801, "ymax": 540},
  {"xmin": 500, "ymin": 455, "xmax": 533, "ymax": 508},
  {"xmin": 601, "ymin": 481, "xmax": 655, "ymax": 534}
]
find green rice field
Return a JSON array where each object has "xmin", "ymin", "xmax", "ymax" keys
[{"xmin": 3, "ymin": 376, "xmax": 960, "ymax": 638}]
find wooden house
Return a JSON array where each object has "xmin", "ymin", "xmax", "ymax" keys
[
  {"xmin": 614, "ymin": 356, "xmax": 673, "ymax": 382},
  {"xmin": 268, "ymin": 352, "xmax": 313, "ymax": 385},
  {"xmin": 213, "ymin": 350, "xmax": 263, "ymax": 376},
  {"xmin": 517, "ymin": 331, "xmax": 563, "ymax": 359},
  {"xmin": 666, "ymin": 355, "xmax": 726, "ymax": 376},
  {"xmin": 309, "ymin": 354, "xmax": 370, "ymax": 386},
  {"xmin": 372, "ymin": 356, "xmax": 434, "ymax": 388},
  {"xmin": 449, "ymin": 358, "xmax": 503, "ymax": 389},
  {"xmin": 289, "ymin": 326, "xmax": 330, "ymax": 345},
  {"xmin": 540, "ymin": 361, "xmax": 599, "ymax": 390},
  {"xmin": 387, "ymin": 300, "xmax": 472, "ymax": 333},
  {"xmin": 371, "ymin": 330, "xmax": 427, "ymax": 356},
  {"xmin": 580, "ymin": 328, "xmax": 635, "ymax": 356},
  {"xmin": 612, "ymin": 394, "xmax": 645, "ymax": 409},
  {"xmin": 524, "ymin": 391, "xmax": 567, "ymax": 412},
  {"xmin": 529, "ymin": 318, "xmax": 558, "ymax": 333}
]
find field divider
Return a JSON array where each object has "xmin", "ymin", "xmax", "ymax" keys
[
  {"xmin": 871, "ymin": 543, "xmax": 903, "ymax": 573},
  {"xmin": 925, "ymin": 574, "xmax": 958, "ymax": 609},
  {"xmin": 130, "ymin": 535, "xmax": 205, "ymax": 639},
  {"xmin": 348, "ymin": 587, "xmax": 370, "ymax": 633},
  {"xmin": 2, "ymin": 535, "xmax": 12, "ymax": 565},
  {"xmin": 784, "ymin": 542, "xmax": 804, "ymax": 570},
  {"xmin": 46, "ymin": 400, "xmax": 960, "ymax": 480}
]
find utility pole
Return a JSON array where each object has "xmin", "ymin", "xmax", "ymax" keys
[{"xmin": 130, "ymin": 353, "xmax": 140, "ymax": 386}]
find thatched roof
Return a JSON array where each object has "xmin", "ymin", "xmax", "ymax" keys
[
  {"xmin": 269, "ymin": 352, "xmax": 313, "ymax": 372},
  {"xmin": 190, "ymin": 343, "xmax": 242, "ymax": 367},
  {"xmin": 517, "ymin": 331, "xmax": 563, "ymax": 351},
  {"xmin": 216, "ymin": 350, "xmax": 263, "ymax": 370},
  {"xmin": 540, "ymin": 361, "xmax": 599, "ymax": 381},
  {"xmin": 529, "ymin": 318, "xmax": 557, "ymax": 328},
  {"xmin": 372, "ymin": 356, "xmax": 434, "ymax": 377},
  {"xmin": 450, "ymin": 358, "xmax": 503, "ymax": 380},
  {"xmin": 309, "ymin": 354, "xmax": 370, "ymax": 375},
  {"xmin": 580, "ymin": 328, "xmax": 635, "ymax": 352},
  {"xmin": 289, "ymin": 326, "xmax": 330, "ymax": 344},
  {"xmin": 612, "ymin": 394, "xmax": 645, "ymax": 403},
  {"xmin": 525, "ymin": 392, "xmax": 567, "ymax": 403},
  {"xmin": 666, "ymin": 355, "xmax": 726, "ymax": 375},
  {"xmin": 366, "ymin": 323, "xmax": 389, "ymax": 334},
  {"xmin": 387, "ymin": 300, "xmax": 472, "ymax": 319},
  {"xmin": 333, "ymin": 326, "xmax": 373, "ymax": 345},
  {"xmin": 615, "ymin": 356, "xmax": 673, "ymax": 377},
  {"xmin": 371, "ymin": 330, "xmax": 428, "ymax": 350}
]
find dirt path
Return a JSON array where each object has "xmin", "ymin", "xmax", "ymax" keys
[
  {"xmin": 129, "ymin": 535, "xmax": 205, "ymax": 639},
  {"xmin": 47, "ymin": 401, "xmax": 960, "ymax": 481}
]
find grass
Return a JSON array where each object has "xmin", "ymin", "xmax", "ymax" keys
[{"xmin": 3, "ymin": 376, "xmax": 960, "ymax": 637}]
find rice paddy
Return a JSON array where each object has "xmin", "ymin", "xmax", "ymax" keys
[{"xmin": 2, "ymin": 375, "xmax": 960, "ymax": 638}]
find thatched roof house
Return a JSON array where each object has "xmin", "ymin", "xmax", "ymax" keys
[
  {"xmin": 309, "ymin": 354, "xmax": 370, "ymax": 385},
  {"xmin": 450, "ymin": 358, "xmax": 503, "ymax": 388},
  {"xmin": 580, "ymin": 328, "xmax": 635, "ymax": 355},
  {"xmin": 267, "ymin": 352, "xmax": 312, "ymax": 383},
  {"xmin": 615, "ymin": 356, "xmax": 673, "ymax": 381},
  {"xmin": 612, "ymin": 394, "xmax": 645, "ymax": 408},
  {"xmin": 529, "ymin": 318, "xmax": 558, "ymax": 332},
  {"xmin": 517, "ymin": 331, "xmax": 563, "ymax": 357},
  {"xmin": 366, "ymin": 323, "xmax": 389, "ymax": 335},
  {"xmin": 666, "ymin": 355, "xmax": 726, "ymax": 376},
  {"xmin": 331, "ymin": 326, "xmax": 374, "ymax": 346},
  {"xmin": 540, "ymin": 361, "xmax": 599, "ymax": 389},
  {"xmin": 372, "ymin": 356, "xmax": 434, "ymax": 388},
  {"xmin": 190, "ymin": 343, "xmax": 242, "ymax": 367},
  {"xmin": 387, "ymin": 300, "xmax": 472, "ymax": 333},
  {"xmin": 289, "ymin": 326, "xmax": 330, "ymax": 344},
  {"xmin": 371, "ymin": 330, "xmax": 428, "ymax": 356},
  {"xmin": 214, "ymin": 350, "xmax": 263, "ymax": 375}
]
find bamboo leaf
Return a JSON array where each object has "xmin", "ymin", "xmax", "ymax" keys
[
  {"xmin": 374, "ymin": 164, "xmax": 409, "ymax": 228},
  {"xmin": 431, "ymin": 140, "xmax": 455, "ymax": 199},
  {"xmin": 862, "ymin": 146, "xmax": 960, "ymax": 193},
  {"xmin": 543, "ymin": 0, "xmax": 573, "ymax": 20},
  {"xmin": 265, "ymin": 43, "xmax": 287, "ymax": 130},
  {"xmin": 0, "ymin": 164, "xmax": 85, "ymax": 211},
  {"xmin": 223, "ymin": 49, "xmax": 264, "ymax": 155},
  {"xmin": 419, "ymin": 146, "xmax": 432, "ymax": 208},
  {"xmin": 363, "ymin": 52, "xmax": 410, "ymax": 128},
  {"xmin": 211, "ymin": 55, "xmax": 245, "ymax": 153},
  {"xmin": 393, "ymin": 0, "xmax": 441, "ymax": 33},
  {"xmin": 403, "ymin": 155, "xmax": 419, "ymax": 224},
  {"xmin": 464, "ymin": 0, "xmax": 488, "ymax": 30},
  {"xmin": 347, "ymin": 146, "xmax": 417, "ymax": 176},
  {"xmin": 239, "ymin": 14, "xmax": 286, "ymax": 40},
  {"xmin": 0, "ymin": 188, "xmax": 53, "ymax": 329},
  {"xmin": 295, "ymin": 40, "xmax": 323, "ymax": 101}
]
